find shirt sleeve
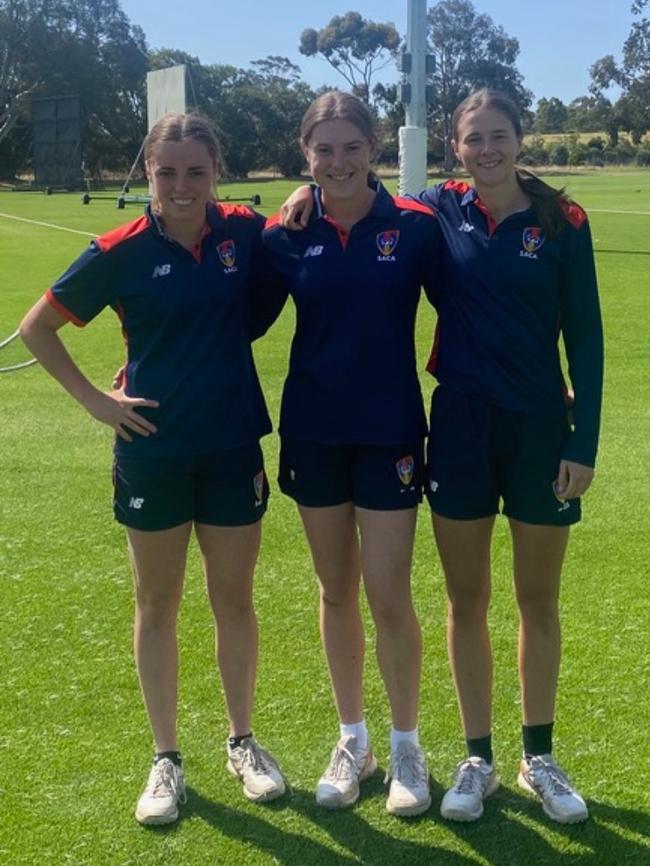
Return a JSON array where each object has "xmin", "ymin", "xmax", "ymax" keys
[
  {"xmin": 46, "ymin": 242, "xmax": 114, "ymax": 326},
  {"xmin": 559, "ymin": 219, "xmax": 604, "ymax": 467},
  {"xmin": 248, "ymin": 217, "xmax": 288, "ymax": 341},
  {"xmin": 413, "ymin": 184, "xmax": 442, "ymax": 210}
]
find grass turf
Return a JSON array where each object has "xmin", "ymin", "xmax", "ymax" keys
[{"xmin": 1, "ymin": 173, "xmax": 649, "ymax": 865}]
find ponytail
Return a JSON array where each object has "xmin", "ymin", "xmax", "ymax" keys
[{"xmin": 516, "ymin": 169, "xmax": 568, "ymax": 239}]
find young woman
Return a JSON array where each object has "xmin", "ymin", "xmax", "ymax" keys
[
  {"xmin": 20, "ymin": 113, "xmax": 285, "ymax": 825},
  {"xmin": 261, "ymin": 91, "xmax": 440, "ymax": 816},
  {"xmin": 280, "ymin": 88, "xmax": 603, "ymax": 825}
]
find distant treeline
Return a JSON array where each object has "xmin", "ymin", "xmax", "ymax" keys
[{"xmin": 1, "ymin": 1, "xmax": 648, "ymax": 180}]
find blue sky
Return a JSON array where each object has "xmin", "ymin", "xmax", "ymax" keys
[{"xmin": 120, "ymin": 0, "xmax": 634, "ymax": 106}]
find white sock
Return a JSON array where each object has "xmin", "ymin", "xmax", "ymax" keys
[
  {"xmin": 391, "ymin": 726, "xmax": 419, "ymax": 753},
  {"xmin": 340, "ymin": 720, "xmax": 368, "ymax": 750}
]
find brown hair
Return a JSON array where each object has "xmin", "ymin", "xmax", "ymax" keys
[
  {"xmin": 144, "ymin": 112, "xmax": 223, "ymax": 174},
  {"xmin": 452, "ymin": 88, "xmax": 567, "ymax": 238},
  {"xmin": 300, "ymin": 90, "xmax": 377, "ymax": 151}
]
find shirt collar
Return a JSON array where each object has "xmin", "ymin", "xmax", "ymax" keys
[
  {"xmin": 460, "ymin": 187, "xmax": 478, "ymax": 207},
  {"xmin": 146, "ymin": 202, "xmax": 218, "ymax": 237},
  {"xmin": 312, "ymin": 177, "xmax": 394, "ymax": 223}
]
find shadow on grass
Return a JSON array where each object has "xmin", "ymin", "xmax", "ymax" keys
[
  {"xmin": 183, "ymin": 774, "xmax": 649, "ymax": 866},
  {"xmin": 435, "ymin": 776, "xmax": 650, "ymax": 866}
]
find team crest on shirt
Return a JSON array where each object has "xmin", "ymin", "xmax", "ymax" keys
[
  {"xmin": 253, "ymin": 470, "xmax": 265, "ymax": 505},
  {"xmin": 396, "ymin": 455, "xmax": 415, "ymax": 488},
  {"xmin": 217, "ymin": 239, "xmax": 238, "ymax": 272},
  {"xmin": 376, "ymin": 230, "xmax": 400, "ymax": 261},
  {"xmin": 520, "ymin": 227, "xmax": 545, "ymax": 260}
]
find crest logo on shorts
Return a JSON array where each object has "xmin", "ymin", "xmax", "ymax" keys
[
  {"xmin": 217, "ymin": 239, "xmax": 237, "ymax": 270},
  {"xmin": 521, "ymin": 227, "xmax": 544, "ymax": 257},
  {"xmin": 396, "ymin": 455, "xmax": 415, "ymax": 486},
  {"xmin": 253, "ymin": 470, "xmax": 265, "ymax": 504},
  {"xmin": 376, "ymin": 230, "xmax": 400, "ymax": 260}
]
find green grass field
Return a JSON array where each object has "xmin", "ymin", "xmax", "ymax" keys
[{"xmin": 1, "ymin": 173, "xmax": 649, "ymax": 865}]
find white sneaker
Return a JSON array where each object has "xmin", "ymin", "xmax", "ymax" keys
[
  {"xmin": 518, "ymin": 754, "xmax": 588, "ymax": 823},
  {"xmin": 135, "ymin": 758, "xmax": 187, "ymax": 825},
  {"xmin": 440, "ymin": 756, "xmax": 499, "ymax": 821},
  {"xmin": 385, "ymin": 741, "xmax": 431, "ymax": 817},
  {"xmin": 227, "ymin": 736, "xmax": 286, "ymax": 802},
  {"xmin": 315, "ymin": 735, "xmax": 377, "ymax": 809}
]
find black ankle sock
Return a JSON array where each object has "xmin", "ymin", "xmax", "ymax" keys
[
  {"xmin": 228, "ymin": 732, "xmax": 252, "ymax": 751},
  {"xmin": 466, "ymin": 734, "xmax": 493, "ymax": 765},
  {"xmin": 154, "ymin": 750, "xmax": 182, "ymax": 767},
  {"xmin": 522, "ymin": 722, "xmax": 554, "ymax": 758}
]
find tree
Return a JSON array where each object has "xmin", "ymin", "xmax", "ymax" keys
[
  {"xmin": 0, "ymin": 0, "xmax": 148, "ymax": 175},
  {"xmin": 0, "ymin": 1, "xmax": 45, "ymax": 141},
  {"xmin": 245, "ymin": 57, "xmax": 315, "ymax": 176},
  {"xmin": 150, "ymin": 54, "xmax": 314, "ymax": 178},
  {"xmin": 372, "ymin": 83, "xmax": 404, "ymax": 164},
  {"xmin": 534, "ymin": 97, "xmax": 568, "ymax": 133},
  {"xmin": 299, "ymin": 11, "xmax": 400, "ymax": 102},
  {"xmin": 590, "ymin": 0, "xmax": 650, "ymax": 143},
  {"xmin": 565, "ymin": 95, "xmax": 615, "ymax": 136},
  {"xmin": 427, "ymin": 0, "xmax": 533, "ymax": 168}
]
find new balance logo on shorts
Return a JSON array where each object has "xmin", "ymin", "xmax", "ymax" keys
[
  {"xmin": 152, "ymin": 264, "xmax": 172, "ymax": 278},
  {"xmin": 129, "ymin": 497, "xmax": 145, "ymax": 509}
]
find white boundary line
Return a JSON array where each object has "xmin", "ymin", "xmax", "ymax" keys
[
  {"xmin": 589, "ymin": 208, "xmax": 650, "ymax": 216},
  {"xmin": 0, "ymin": 211, "xmax": 97, "ymax": 237}
]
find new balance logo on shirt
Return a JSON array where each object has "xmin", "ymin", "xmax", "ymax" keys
[
  {"xmin": 152, "ymin": 264, "xmax": 172, "ymax": 278},
  {"xmin": 458, "ymin": 221, "xmax": 474, "ymax": 233},
  {"xmin": 303, "ymin": 245, "xmax": 324, "ymax": 258}
]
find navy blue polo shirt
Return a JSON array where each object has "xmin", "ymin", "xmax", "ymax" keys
[
  {"xmin": 262, "ymin": 182, "xmax": 440, "ymax": 445},
  {"xmin": 46, "ymin": 202, "xmax": 272, "ymax": 458},
  {"xmin": 417, "ymin": 180, "xmax": 603, "ymax": 467}
]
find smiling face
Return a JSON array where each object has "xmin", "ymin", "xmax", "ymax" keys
[
  {"xmin": 452, "ymin": 107, "xmax": 521, "ymax": 190},
  {"xmin": 302, "ymin": 118, "xmax": 374, "ymax": 205},
  {"xmin": 146, "ymin": 138, "xmax": 216, "ymax": 227}
]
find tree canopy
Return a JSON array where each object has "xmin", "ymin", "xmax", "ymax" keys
[
  {"xmin": 1, "ymin": 0, "xmax": 650, "ymax": 180},
  {"xmin": 426, "ymin": 0, "xmax": 533, "ymax": 167},
  {"xmin": 299, "ymin": 11, "xmax": 399, "ymax": 101},
  {"xmin": 590, "ymin": 0, "xmax": 650, "ymax": 142}
]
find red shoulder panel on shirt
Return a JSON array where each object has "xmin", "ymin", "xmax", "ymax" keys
[
  {"xmin": 560, "ymin": 198, "xmax": 588, "ymax": 229},
  {"xmin": 392, "ymin": 196, "xmax": 438, "ymax": 217},
  {"xmin": 217, "ymin": 202, "xmax": 256, "ymax": 220},
  {"xmin": 264, "ymin": 212, "xmax": 282, "ymax": 229},
  {"xmin": 442, "ymin": 179, "xmax": 472, "ymax": 195},
  {"xmin": 44, "ymin": 288, "xmax": 86, "ymax": 327},
  {"xmin": 96, "ymin": 215, "xmax": 150, "ymax": 253}
]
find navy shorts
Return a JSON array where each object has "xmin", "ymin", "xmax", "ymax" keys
[
  {"xmin": 113, "ymin": 443, "xmax": 269, "ymax": 531},
  {"xmin": 279, "ymin": 439, "xmax": 423, "ymax": 510},
  {"xmin": 425, "ymin": 387, "xmax": 581, "ymax": 526}
]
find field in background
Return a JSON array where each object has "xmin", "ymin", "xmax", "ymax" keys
[{"xmin": 1, "ymin": 174, "xmax": 649, "ymax": 865}]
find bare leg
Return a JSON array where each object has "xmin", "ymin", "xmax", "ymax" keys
[
  {"xmin": 195, "ymin": 521, "xmax": 261, "ymax": 736},
  {"xmin": 510, "ymin": 519, "xmax": 569, "ymax": 726},
  {"xmin": 432, "ymin": 514, "xmax": 495, "ymax": 739},
  {"xmin": 298, "ymin": 503, "xmax": 364, "ymax": 724},
  {"xmin": 357, "ymin": 507, "xmax": 420, "ymax": 731},
  {"xmin": 128, "ymin": 523, "xmax": 192, "ymax": 752}
]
